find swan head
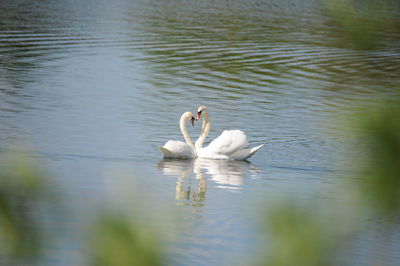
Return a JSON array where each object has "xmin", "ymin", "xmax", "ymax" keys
[
  {"xmin": 196, "ymin": 106, "xmax": 208, "ymax": 120},
  {"xmin": 181, "ymin": 111, "xmax": 195, "ymax": 126}
]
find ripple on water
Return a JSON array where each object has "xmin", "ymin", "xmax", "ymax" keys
[{"xmin": 1, "ymin": 0, "xmax": 400, "ymax": 265}]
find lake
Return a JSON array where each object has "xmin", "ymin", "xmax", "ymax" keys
[{"xmin": 0, "ymin": 0, "xmax": 399, "ymax": 265}]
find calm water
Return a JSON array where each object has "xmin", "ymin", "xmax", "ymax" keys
[{"xmin": 1, "ymin": 0, "xmax": 400, "ymax": 265}]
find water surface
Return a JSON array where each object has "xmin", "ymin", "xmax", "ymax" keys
[{"xmin": 1, "ymin": 0, "xmax": 400, "ymax": 265}]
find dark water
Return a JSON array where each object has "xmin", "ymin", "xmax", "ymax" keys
[{"xmin": 1, "ymin": 0, "xmax": 400, "ymax": 265}]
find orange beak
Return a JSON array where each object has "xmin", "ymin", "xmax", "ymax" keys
[
  {"xmin": 190, "ymin": 117, "xmax": 195, "ymax": 126},
  {"xmin": 196, "ymin": 111, "xmax": 202, "ymax": 121}
]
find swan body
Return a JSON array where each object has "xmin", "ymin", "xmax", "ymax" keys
[
  {"xmin": 158, "ymin": 112, "xmax": 196, "ymax": 159},
  {"xmin": 195, "ymin": 106, "xmax": 263, "ymax": 160},
  {"xmin": 159, "ymin": 141, "xmax": 194, "ymax": 159}
]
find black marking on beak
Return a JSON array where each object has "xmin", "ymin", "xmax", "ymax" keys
[
  {"xmin": 190, "ymin": 116, "xmax": 195, "ymax": 126},
  {"xmin": 196, "ymin": 110, "xmax": 202, "ymax": 121}
]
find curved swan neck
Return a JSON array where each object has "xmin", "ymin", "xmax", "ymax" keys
[
  {"xmin": 195, "ymin": 111, "xmax": 211, "ymax": 150},
  {"xmin": 180, "ymin": 113, "xmax": 196, "ymax": 154}
]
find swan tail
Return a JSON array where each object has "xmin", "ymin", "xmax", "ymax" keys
[
  {"xmin": 158, "ymin": 146, "xmax": 193, "ymax": 159},
  {"xmin": 230, "ymin": 144, "xmax": 264, "ymax": 160},
  {"xmin": 158, "ymin": 146, "xmax": 178, "ymax": 158}
]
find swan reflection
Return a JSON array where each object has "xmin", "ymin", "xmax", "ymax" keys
[
  {"xmin": 157, "ymin": 158, "xmax": 259, "ymax": 205},
  {"xmin": 157, "ymin": 159, "xmax": 206, "ymax": 206},
  {"xmin": 196, "ymin": 158, "xmax": 251, "ymax": 188}
]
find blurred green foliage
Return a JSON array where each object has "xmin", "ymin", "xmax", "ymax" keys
[
  {"xmin": 0, "ymin": 150, "xmax": 166, "ymax": 266},
  {"xmin": 90, "ymin": 212, "xmax": 164, "ymax": 266},
  {"xmin": 0, "ymin": 154, "xmax": 48, "ymax": 261},
  {"xmin": 261, "ymin": 203, "xmax": 341, "ymax": 266},
  {"xmin": 260, "ymin": 102, "xmax": 400, "ymax": 266},
  {"xmin": 326, "ymin": 0, "xmax": 397, "ymax": 49},
  {"xmin": 258, "ymin": 2, "xmax": 400, "ymax": 259},
  {"xmin": 357, "ymin": 103, "xmax": 400, "ymax": 217}
]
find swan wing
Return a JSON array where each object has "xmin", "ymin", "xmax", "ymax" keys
[
  {"xmin": 158, "ymin": 140, "xmax": 194, "ymax": 159},
  {"xmin": 206, "ymin": 130, "xmax": 249, "ymax": 156},
  {"xmin": 229, "ymin": 144, "xmax": 264, "ymax": 160},
  {"xmin": 158, "ymin": 146, "xmax": 180, "ymax": 158}
]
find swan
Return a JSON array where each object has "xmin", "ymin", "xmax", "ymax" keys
[
  {"xmin": 158, "ymin": 111, "xmax": 197, "ymax": 159},
  {"xmin": 194, "ymin": 106, "xmax": 263, "ymax": 160}
]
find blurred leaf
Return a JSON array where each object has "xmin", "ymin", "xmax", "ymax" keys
[
  {"xmin": 90, "ymin": 212, "xmax": 164, "ymax": 266},
  {"xmin": 0, "ymin": 154, "xmax": 49, "ymax": 261},
  {"xmin": 326, "ymin": 0, "xmax": 397, "ymax": 50},
  {"xmin": 356, "ymin": 103, "xmax": 400, "ymax": 217},
  {"xmin": 260, "ymin": 202, "xmax": 345, "ymax": 266}
]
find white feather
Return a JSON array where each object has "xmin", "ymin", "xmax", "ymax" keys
[
  {"xmin": 159, "ymin": 141, "xmax": 195, "ymax": 159},
  {"xmin": 159, "ymin": 112, "xmax": 196, "ymax": 159},
  {"xmin": 195, "ymin": 107, "xmax": 263, "ymax": 160}
]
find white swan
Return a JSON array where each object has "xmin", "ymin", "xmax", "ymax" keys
[
  {"xmin": 194, "ymin": 106, "xmax": 263, "ymax": 160},
  {"xmin": 158, "ymin": 112, "xmax": 197, "ymax": 159}
]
